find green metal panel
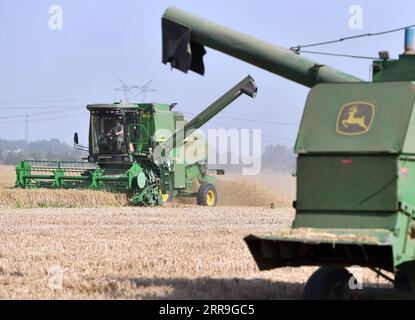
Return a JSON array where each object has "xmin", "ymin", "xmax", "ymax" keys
[
  {"xmin": 185, "ymin": 164, "xmax": 201, "ymax": 181},
  {"xmin": 173, "ymin": 163, "xmax": 186, "ymax": 188},
  {"xmin": 249, "ymin": 228, "xmax": 393, "ymax": 246},
  {"xmin": 373, "ymin": 55, "xmax": 415, "ymax": 83},
  {"xmin": 152, "ymin": 103, "xmax": 170, "ymax": 112},
  {"xmin": 153, "ymin": 110, "xmax": 175, "ymax": 142},
  {"xmin": 86, "ymin": 103, "xmax": 169, "ymax": 111},
  {"xmin": 138, "ymin": 111, "xmax": 152, "ymax": 152},
  {"xmin": 395, "ymin": 159, "xmax": 415, "ymax": 268},
  {"xmin": 403, "ymin": 110, "xmax": 415, "ymax": 154},
  {"xmin": 398, "ymin": 158, "xmax": 415, "ymax": 206},
  {"xmin": 295, "ymin": 82, "xmax": 415, "ymax": 154},
  {"xmin": 296, "ymin": 156, "xmax": 398, "ymax": 212},
  {"xmin": 244, "ymin": 229, "xmax": 394, "ymax": 271},
  {"xmin": 293, "ymin": 212, "xmax": 398, "ymax": 230},
  {"xmin": 392, "ymin": 209, "xmax": 415, "ymax": 268}
]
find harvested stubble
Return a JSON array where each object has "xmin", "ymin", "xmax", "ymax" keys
[
  {"xmin": 0, "ymin": 166, "xmax": 129, "ymax": 208},
  {"xmin": 0, "ymin": 207, "xmax": 390, "ymax": 300},
  {"xmin": 0, "ymin": 165, "xmax": 391, "ymax": 299},
  {"xmin": 0, "ymin": 166, "xmax": 292, "ymax": 208},
  {"xmin": 0, "ymin": 189, "xmax": 129, "ymax": 208},
  {"xmin": 0, "ymin": 165, "xmax": 15, "ymax": 188}
]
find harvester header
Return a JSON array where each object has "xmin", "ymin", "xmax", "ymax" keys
[{"xmin": 162, "ymin": 6, "xmax": 363, "ymax": 87}]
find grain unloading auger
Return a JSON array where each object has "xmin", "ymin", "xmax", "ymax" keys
[
  {"xmin": 162, "ymin": 7, "xmax": 415, "ymax": 299},
  {"xmin": 15, "ymin": 76, "xmax": 257, "ymax": 207}
]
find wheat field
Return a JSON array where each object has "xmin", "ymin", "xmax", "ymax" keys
[
  {"xmin": 0, "ymin": 166, "xmax": 292, "ymax": 209},
  {"xmin": 0, "ymin": 166, "xmax": 390, "ymax": 299}
]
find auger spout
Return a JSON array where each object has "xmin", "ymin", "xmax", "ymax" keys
[{"xmin": 162, "ymin": 7, "xmax": 363, "ymax": 87}]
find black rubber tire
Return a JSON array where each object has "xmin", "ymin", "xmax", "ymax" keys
[
  {"xmin": 302, "ymin": 267, "xmax": 353, "ymax": 300},
  {"xmin": 395, "ymin": 270, "xmax": 411, "ymax": 290},
  {"xmin": 197, "ymin": 183, "xmax": 217, "ymax": 207}
]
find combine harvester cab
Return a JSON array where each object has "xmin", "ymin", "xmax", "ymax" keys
[
  {"xmin": 161, "ymin": 7, "xmax": 415, "ymax": 298},
  {"xmin": 15, "ymin": 76, "xmax": 257, "ymax": 206}
]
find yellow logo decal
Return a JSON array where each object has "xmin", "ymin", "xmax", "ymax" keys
[{"xmin": 336, "ymin": 102, "xmax": 375, "ymax": 136}]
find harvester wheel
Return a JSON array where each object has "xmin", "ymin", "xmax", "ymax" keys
[
  {"xmin": 160, "ymin": 192, "xmax": 173, "ymax": 204},
  {"xmin": 197, "ymin": 183, "xmax": 217, "ymax": 207},
  {"xmin": 160, "ymin": 175, "xmax": 174, "ymax": 204},
  {"xmin": 395, "ymin": 270, "xmax": 411, "ymax": 290},
  {"xmin": 303, "ymin": 267, "xmax": 353, "ymax": 300}
]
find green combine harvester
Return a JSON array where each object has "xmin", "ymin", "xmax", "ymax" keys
[
  {"xmin": 15, "ymin": 76, "xmax": 257, "ymax": 206},
  {"xmin": 162, "ymin": 7, "xmax": 415, "ymax": 299}
]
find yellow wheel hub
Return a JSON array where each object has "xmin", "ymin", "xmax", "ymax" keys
[
  {"xmin": 206, "ymin": 190, "xmax": 215, "ymax": 206},
  {"xmin": 159, "ymin": 187, "xmax": 171, "ymax": 203},
  {"xmin": 161, "ymin": 193, "xmax": 170, "ymax": 203}
]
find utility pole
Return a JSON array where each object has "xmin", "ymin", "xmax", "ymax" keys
[{"xmin": 24, "ymin": 114, "xmax": 29, "ymax": 143}]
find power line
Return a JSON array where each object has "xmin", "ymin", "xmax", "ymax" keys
[
  {"xmin": 1, "ymin": 113, "xmax": 299, "ymax": 128},
  {"xmin": 185, "ymin": 108, "xmax": 300, "ymax": 123},
  {"xmin": 217, "ymin": 116, "xmax": 300, "ymax": 127},
  {"xmin": 24, "ymin": 115, "xmax": 29, "ymax": 142},
  {"xmin": 0, "ymin": 108, "xmax": 300, "ymax": 127},
  {"xmin": 0, "ymin": 105, "xmax": 85, "ymax": 110},
  {"xmin": 291, "ymin": 23, "xmax": 415, "ymax": 52},
  {"xmin": 220, "ymin": 116, "xmax": 298, "ymax": 126},
  {"xmin": 0, "ymin": 107, "xmax": 83, "ymax": 120},
  {"xmin": 28, "ymin": 114, "xmax": 86, "ymax": 123},
  {"xmin": 0, "ymin": 97, "xmax": 113, "ymax": 104},
  {"xmin": 185, "ymin": 111, "xmax": 299, "ymax": 127},
  {"xmin": 298, "ymin": 50, "xmax": 383, "ymax": 60},
  {"xmin": 0, "ymin": 104, "xmax": 299, "ymax": 123},
  {"xmin": 0, "ymin": 114, "xmax": 86, "ymax": 125},
  {"xmin": 1, "ymin": 112, "xmax": 295, "ymax": 144}
]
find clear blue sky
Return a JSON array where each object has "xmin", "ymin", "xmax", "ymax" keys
[{"xmin": 0, "ymin": 0, "xmax": 414, "ymax": 147}]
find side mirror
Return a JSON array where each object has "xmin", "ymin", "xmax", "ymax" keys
[{"xmin": 73, "ymin": 132, "xmax": 79, "ymax": 145}]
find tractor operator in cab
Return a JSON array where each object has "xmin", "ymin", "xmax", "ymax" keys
[{"xmin": 112, "ymin": 119, "xmax": 125, "ymax": 152}]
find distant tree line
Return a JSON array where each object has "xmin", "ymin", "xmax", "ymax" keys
[
  {"xmin": 0, "ymin": 139, "xmax": 84, "ymax": 165},
  {"xmin": 0, "ymin": 139, "xmax": 296, "ymax": 173}
]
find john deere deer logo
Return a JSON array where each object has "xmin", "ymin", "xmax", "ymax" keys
[{"xmin": 336, "ymin": 102, "xmax": 375, "ymax": 135}]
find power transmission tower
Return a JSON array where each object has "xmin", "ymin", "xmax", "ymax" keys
[
  {"xmin": 114, "ymin": 79, "xmax": 132, "ymax": 103},
  {"xmin": 24, "ymin": 114, "xmax": 29, "ymax": 142},
  {"xmin": 138, "ymin": 80, "xmax": 156, "ymax": 102},
  {"xmin": 114, "ymin": 79, "xmax": 156, "ymax": 103}
]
